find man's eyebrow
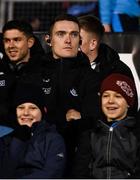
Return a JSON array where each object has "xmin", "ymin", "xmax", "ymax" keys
[
  {"xmin": 70, "ymin": 31, "xmax": 80, "ymax": 34},
  {"xmin": 55, "ymin": 30, "xmax": 66, "ymax": 33},
  {"xmin": 55, "ymin": 30, "xmax": 80, "ymax": 35}
]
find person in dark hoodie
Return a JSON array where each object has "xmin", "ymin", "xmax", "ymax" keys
[
  {"xmin": 44, "ymin": 14, "xmax": 100, "ymax": 177},
  {"xmin": 78, "ymin": 14, "xmax": 138, "ymax": 116},
  {"xmin": 71, "ymin": 73, "xmax": 140, "ymax": 179},
  {"xmin": 0, "ymin": 20, "xmax": 49, "ymax": 135},
  {"xmin": 0, "ymin": 83, "xmax": 66, "ymax": 179}
]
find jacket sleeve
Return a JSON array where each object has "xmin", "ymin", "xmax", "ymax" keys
[
  {"xmin": 71, "ymin": 130, "xmax": 92, "ymax": 178},
  {"xmin": 99, "ymin": 0, "xmax": 112, "ymax": 25},
  {"xmin": 134, "ymin": 147, "xmax": 140, "ymax": 178},
  {"xmin": 21, "ymin": 133, "xmax": 66, "ymax": 179},
  {"xmin": 132, "ymin": 127, "xmax": 140, "ymax": 178},
  {"xmin": 79, "ymin": 70, "xmax": 100, "ymax": 132}
]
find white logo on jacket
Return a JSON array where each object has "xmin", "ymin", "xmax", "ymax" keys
[
  {"xmin": 42, "ymin": 87, "xmax": 51, "ymax": 95},
  {"xmin": 70, "ymin": 88, "xmax": 78, "ymax": 97},
  {"xmin": 0, "ymin": 80, "xmax": 5, "ymax": 86},
  {"xmin": 43, "ymin": 78, "xmax": 50, "ymax": 83},
  {"xmin": 57, "ymin": 153, "xmax": 64, "ymax": 158},
  {"xmin": 0, "ymin": 72, "xmax": 4, "ymax": 75}
]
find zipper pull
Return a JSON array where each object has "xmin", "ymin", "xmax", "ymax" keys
[{"xmin": 109, "ymin": 127, "xmax": 113, "ymax": 131}]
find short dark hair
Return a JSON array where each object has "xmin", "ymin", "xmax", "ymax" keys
[
  {"xmin": 49, "ymin": 14, "xmax": 80, "ymax": 36},
  {"xmin": 78, "ymin": 14, "xmax": 105, "ymax": 41},
  {"xmin": 2, "ymin": 20, "xmax": 34, "ymax": 38}
]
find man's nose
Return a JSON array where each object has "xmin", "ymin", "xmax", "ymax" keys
[
  {"xmin": 8, "ymin": 40, "xmax": 15, "ymax": 47},
  {"xmin": 65, "ymin": 35, "xmax": 71, "ymax": 43}
]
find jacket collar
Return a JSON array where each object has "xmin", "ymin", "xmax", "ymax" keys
[
  {"xmin": 98, "ymin": 116, "xmax": 136, "ymax": 130},
  {"xmin": 47, "ymin": 51, "xmax": 90, "ymax": 69},
  {"xmin": 93, "ymin": 43, "xmax": 120, "ymax": 72}
]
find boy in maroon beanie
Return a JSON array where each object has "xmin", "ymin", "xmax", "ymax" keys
[{"xmin": 71, "ymin": 73, "xmax": 140, "ymax": 179}]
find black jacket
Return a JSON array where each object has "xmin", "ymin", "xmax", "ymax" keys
[
  {"xmin": 0, "ymin": 120, "xmax": 66, "ymax": 179},
  {"xmin": 0, "ymin": 37, "xmax": 48, "ymax": 125},
  {"xmin": 44, "ymin": 51, "xmax": 100, "ymax": 132},
  {"xmin": 95, "ymin": 43, "xmax": 134, "ymax": 79},
  {"xmin": 72, "ymin": 117, "xmax": 140, "ymax": 179}
]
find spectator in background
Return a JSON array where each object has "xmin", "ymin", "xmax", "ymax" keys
[
  {"xmin": 44, "ymin": 14, "xmax": 100, "ymax": 177},
  {"xmin": 78, "ymin": 14, "xmax": 138, "ymax": 116},
  {"xmin": 99, "ymin": 0, "xmax": 140, "ymax": 32},
  {"xmin": 0, "ymin": 20, "xmax": 48, "ymax": 136},
  {"xmin": 0, "ymin": 83, "xmax": 66, "ymax": 179},
  {"xmin": 29, "ymin": 16, "xmax": 42, "ymax": 31},
  {"xmin": 67, "ymin": 2, "xmax": 98, "ymax": 17},
  {"xmin": 71, "ymin": 73, "xmax": 140, "ymax": 179}
]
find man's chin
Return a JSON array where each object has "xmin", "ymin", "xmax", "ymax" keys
[
  {"xmin": 61, "ymin": 54, "xmax": 77, "ymax": 58},
  {"xmin": 9, "ymin": 57, "xmax": 19, "ymax": 62}
]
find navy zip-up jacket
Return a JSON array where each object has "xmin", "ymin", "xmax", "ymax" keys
[{"xmin": 0, "ymin": 120, "xmax": 66, "ymax": 179}]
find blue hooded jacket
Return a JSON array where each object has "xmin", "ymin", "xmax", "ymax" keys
[{"xmin": 99, "ymin": 0, "xmax": 140, "ymax": 25}]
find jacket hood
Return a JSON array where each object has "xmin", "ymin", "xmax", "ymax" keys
[{"xmin": 30, "ymin": 36, "xmax": 46, "ymax": 57}]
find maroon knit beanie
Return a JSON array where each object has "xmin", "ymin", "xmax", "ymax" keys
[{"xmin": 100, "ymin": 73, "xmax": 136, "ymax": 108}]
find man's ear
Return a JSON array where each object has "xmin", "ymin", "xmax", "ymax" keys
[
  {"xmin": 28, "ymin": 37, "xmax": 35, "ymax": 48},
  {"xmin": 45, "ymin": 34, "xmax": 51, "ymax": 46},
  {"xmin": 90, "ymin": 39, "xmax": 97, "ymax": 51}
]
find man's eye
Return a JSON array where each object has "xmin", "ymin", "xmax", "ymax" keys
[
  {"xmin": 57, "ymin": 32, "xmax": 64, "ymax": 37},
  {"xmin": 14, "ymin": 38, "xmax": 21, "ymax": 42},
  {"xmin": 71, "ymin": 32, "xmax": 79, "ymax": 37},
  {"xmin": 3, "ymin": 39, "xmax": 9, "ymax": 43}
]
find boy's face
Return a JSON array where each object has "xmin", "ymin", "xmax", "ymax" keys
[
  {"xmin": 3, "ymin": 29, "xmax": 34, "ymax": 63},
  {"xmin": 102, "ymin": 90, "xmax": 128, "ymax": 122},
  {"xmin": 16, "ymin": 102, "xmax": 42, "ymax": 127},
  {"xmin": 50, "ymin": 20, "xmax": 80, "ymax": 59}
]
